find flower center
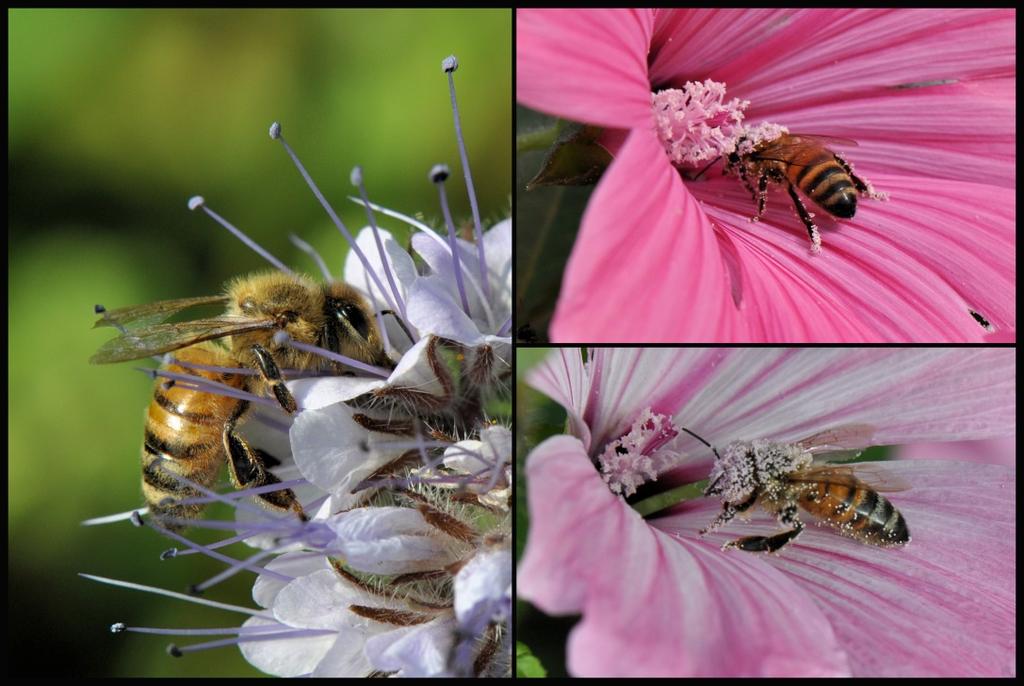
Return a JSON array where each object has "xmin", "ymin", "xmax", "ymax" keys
[
  {"xmin": 651, "ymin": 79, "xmax": 748, "ymax": 166},
  {"xmin": 597, "ymin": 408, "xmax": 684, "ymax": 497}
]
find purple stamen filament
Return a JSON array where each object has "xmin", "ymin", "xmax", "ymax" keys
[
  {"xmin": 147, "ymin": 459, "xmax": 288, "ymax": 522},
  {"xmin": 348, "ymin": 197, "xmax": 499, "ymax": 330},
  {"xmin": 117, "ymin": 623, "xmax": 290, "ymax": 636},
  {"xmin": 79, "ymin": 573, "xmax": 276, "ymax": 619},
  {"xmin": 434, "ymin": 170, "xmax": 473, "ymax": 316},
  {"xmin": 140, "ymin": 369, "xmax": 280, "ymax": 410},
  {"xmin": 288, "ymin": 233, "xmax": 334, "ymax": 281},
  {"xmin": 187, "ymin": 196, "xmax": 293, "ymax": 275},
  {"xmin": 275, "ymin": 332, "xmax": 391, "ymax": 378},
  {"xmin": 442, "ymin": 55, "xmax": 489, "ymax": 300},
  {"xmin": 173, "ymin": 629, "xmax": 337, "ymax": 655},
  {"xmin": 364, "ymin": 279, "xmax": 393, "ymax": 352},
  {"xmin": 269, "ymin": 126, "xmax": 410, "ymax": 333},
  {"xmin": 352, "ymin": 166, "xmax": 409, "ymax": 322},
  {"xmin": 157, "ymin": 525, "xmax": 293, "ymax": 587}
]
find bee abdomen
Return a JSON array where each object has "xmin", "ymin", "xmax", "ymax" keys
[
  {"xmin": 802, "ymin": 483, "xmax": 910, "ymax": 547},
  {"xmin": 139, "ymin": 346, "xmax": 245, "ymax": 531},
  {"xmin": 792, "ymin": 157, "xmax": 857, "ymax": 219}
]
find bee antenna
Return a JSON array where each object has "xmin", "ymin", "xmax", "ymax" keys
[
  {"xmin": 705, "ymin": 473, "xmax": 723, "ymax": 496},
  {"xmin": 680, "ymin": 426, "xmax": 721, "ymax": 461},
  {"xmin": 690, "ymin": 156, "xmax": 722, "ymax": 181}
]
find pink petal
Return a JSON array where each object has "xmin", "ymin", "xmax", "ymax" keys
[
  {"xmin": 520, "ymin": 435, "xmax": 851, "ymax": 676},
  {"xmin": 525, "ymin": 348, "xmax": 593, "ymax": 450},
  {"xmin": 649, "ymin": 8, "xmax": 803, "ymax": 87},
  {"xmin": 693, "ymin": 172, "xmax": 1014, "ymax": 340},
  {"xmin": 529, "ymin": 348, "xmax": 1015, "ymax": 464},
  {"xmin": 654, "ymin": 459, "xmax": 1015, "ymax": 676},
  {"xmin": 895, "ymin": 436, "xmax": 1015, "ymax": 466},
  {"xmin": 549, "ymin": 128, "xmax": 741, "ymax": 342},
  {"xmin": 516, "ymin": 9, "xmax": 655, "ymax": 129}
]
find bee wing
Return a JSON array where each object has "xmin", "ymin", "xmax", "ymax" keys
[
  {"xmin": 796, "ymin": 423, "xmax": 877, "ymax": 454},
  {"xmin": 751, "ymin": 134, "xmax": 859, "ymax": 166},
  {"xmin": 790, "ymin": 463, "xmax": 910, "ymax": 493},
  {"xmin": 784, "ymin": 133, "xmax": 859, "ymax": 148},
  {"xmin": 94, "ymin": 295, "xmax": 231, "ymax": 330},
  {"xmin": 90, "ymin": 316, "xmax": 277, "ymax": 364}
]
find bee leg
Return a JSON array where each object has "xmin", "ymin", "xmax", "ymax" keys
[
  {"xmin": 700, "ymin": 503, "xmax": 738, "ymax": 536},
  {"xmin": 785, "ymin": 184, "xmax": 821, "ymax": 253},
  {"xmin": 699, "ymin": 490, "xmax": 757, "ymax": 536},
  {"xmin": 754, "ymin": 172, "xmax": 769, "ymax": 219},
  {"xmin": 250, "ymin": 344, "xmax": 297, "ymax": 414},
  {"xmin": 834, "ymin": 154, "xmax": 887, "ymax": 201},
  {"xmin": 735, "ymin": 163, "xmax": 757, "ymax": 205},
  {"xmin": 223, "ymin": 410, "xmax": 307, "ymax": 522},
  {"xmin": 724, "ymin": 505, "xmax": 803, "ymax": 553},
  {"xmin": 254, "ymin": 448, "xmax": 281, "ymax": 468}
]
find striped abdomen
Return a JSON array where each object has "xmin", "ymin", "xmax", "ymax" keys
[
  {"xmin": 786, "ymin": 148, "xmax": 858, "ymax": 219},
  {"xmin": 141, "ymin": 344, "xmax": 245, "ymax": 531},
  {"xmin": 798, "ymin": 481, "xmax": 910, "ymax": 547}
]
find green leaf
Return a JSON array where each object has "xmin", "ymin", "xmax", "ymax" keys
[
  {"xmin": 525, "ymin": 123, "xmax": 611, "ymax": 190},
  {"xmin": 515, "ymin": 109, "xmax": 596, "ymax": 340},
  {"xmin": 516, "ymin": 641, "xmax": 548, "ymax": 677}
]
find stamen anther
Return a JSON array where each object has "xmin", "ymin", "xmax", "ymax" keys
[{"xmin": 429, "ymin": 164, "xmax": 450, "ymax": 183}]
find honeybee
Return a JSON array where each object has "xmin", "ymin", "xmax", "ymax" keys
[
  {"xmin": 725, "ymin": 132, "xmax": 885, "ymax": 252},
  {"xmin": 92, "ymin": 271, "xmax": 392, "ymax": 531},
  {"xmin": 696, "ymin": 424, "xmax": 910, "ymax": 553}
]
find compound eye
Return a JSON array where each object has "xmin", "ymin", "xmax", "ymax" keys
[{"xmin": 336, "ymin": 302, "xmax": 370, "ymax": 341}]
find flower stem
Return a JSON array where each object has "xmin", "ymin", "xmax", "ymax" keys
[{"xmin": 630, "ymin": 479, "xmax": 708, "ymax": 518}]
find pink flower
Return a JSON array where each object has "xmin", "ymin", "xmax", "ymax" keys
[
  {"xmin": 517, "ymin": 9, "xmax": 1015, "ymax": 342},
  {"xmin": 519, "ymin": 348, "xmax": 1015, "ymax": 676}
]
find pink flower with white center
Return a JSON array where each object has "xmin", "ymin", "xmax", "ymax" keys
[
  {"xmin": 517, "ymin": 9, "xmax": 1015, "ymax": 342},
  {"xmin": 519, "ymin": 348, "xmax": 1015, "ymax": 676}
]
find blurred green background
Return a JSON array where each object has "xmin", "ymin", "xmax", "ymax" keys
[{"xmin": 9, "ymin": 8, "xmax": 510, "ymax": 677}]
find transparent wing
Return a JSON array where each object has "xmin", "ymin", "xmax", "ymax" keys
[
  {"xmin": 796, "ymin": 424, "xmax": 877, "ymax": 454},
  {"xmin": 752, "ymin": 134, "xmax": 859, "ymax": 167},
  {"xmin": 93, "ymin": 295, "xmax": 230, "ymax": 331},
  {"xmin": 784, "ymin": 133, "xmax": 859, "ymax": 147},
  {"xmin": 91, "ymin": 317, "xmax": 276, "ymax": 364},
  {"xmin": 790, "ymin": 462, "xmax": 910, "ymax": 493}
]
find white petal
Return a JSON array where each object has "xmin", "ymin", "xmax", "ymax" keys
[
  {"xmin": 239, "ymin": 615, "xmax": 337, "ymax": 677},
  {"xmin": 290, "ymin": 404, "xmax": 399, "ymax": 508},
  {"xmin": 454, "ymin": 548, "xmax": 511, "ymax": 630},
  {"xmin": 289, "ymin": 375, "xmax": 386, "ymax": 409},
  {"xmin": 444, "ymin": 425, "xmax": 511, "ymax": 475},
  {"xmin": 386, "ymin": 334, "xmax": 447, "ymax": 397},
  {"xmin": 364, "ymin": 618, "xmax": 455, "ymax": 677},
  {"xmin": 406, "ymin": 275, "xmax": 485, "ymax": 344},
  {"xmin": 327, "ymin": 507, "xmax": 457, "ymax": 574},
  {"xmin": 252, "ymin": 552, "xmax": 331, "ymax": 608},
  {"xmin": 310, "ymin": 623, "xmax": 384, "ymax": 677}
]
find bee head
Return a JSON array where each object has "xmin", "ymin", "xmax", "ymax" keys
[{"xmin": 320, "ymin": 282, "xmax": 391, "ymax": 369}]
